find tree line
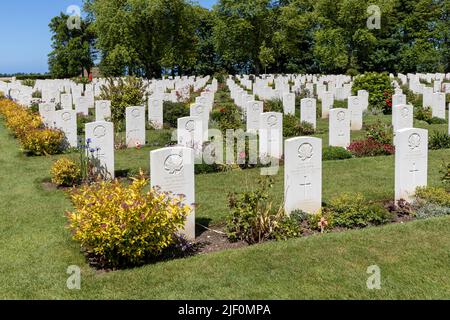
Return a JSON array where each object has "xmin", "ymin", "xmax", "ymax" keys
[{"xmin": 48, "ymin": 0, "xmax": 450, "ymax": 79}]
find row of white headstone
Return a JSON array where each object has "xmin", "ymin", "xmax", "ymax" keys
[{"xmin": 146, "ymin": 124, "xmax": 430, "ymax": 241}]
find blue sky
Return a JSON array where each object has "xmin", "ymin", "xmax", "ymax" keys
[{"xmin": 0, "ymin": 0, "xmax": 216, "ymax": 74}]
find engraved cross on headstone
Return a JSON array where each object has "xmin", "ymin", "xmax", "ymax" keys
[
  {"xmin": 299, "ymin": 175, "xmax": 312, "ymax": 199},
  {"xmin": 409, "ymin": 162, "xmax": 419, "ymax": 183}
]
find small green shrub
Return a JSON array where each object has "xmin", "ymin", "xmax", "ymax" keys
[
  {"xmin": 326, "ymin": 193, "xmax": 393, "ymax": 228},
  {"xmin": 283, "ymin": 115, "xmax": 315, "ymax": 137},
  {"xmin": 32, "ymin": 90, "xmax": 42, "ymax": 99},
  {"xmin": 364, "ymin": 120, "xmax": 393, "ymax": 145},
  {"xmin": 429, "ymin": 131, "xmax": 450, "ymax": 150},
  {"xmin": 163, "ymin": 101, "xmax": 190, "ymax": 128},
  {"xmin": 415, "ymin": 186, "xmax": 450, "ymax": 207},
  {"xmin": 226, "ymin": 177, "xmax": 301, "ymax": 244},
  {"xmin": 323, "ymin": 146, "xmax": 353, "ymax": 161},
  {"xmin": 352, "ymin": 72, "xmax": 393, "ymax": 114},
  {"xmin": 21, "ymin": 79, "xmax": 36, "ymax": 87},
  {"xmin": 211, "ymin": 102, "xmax": 242, "ymax": 132},
  {"xmin": 99, "ymin": 77, "xmax": 146, "ymax": 129},
  {"xmin": 264, "ymin": 99, "xmax": 283, "ymax": 113},
  {"xmin": 428, "ymin": 117, "xmax": 447, "ymax": 124},
  {"xmin": 415, "ymin": 105, "xmax": 433, "ymax": 123}
]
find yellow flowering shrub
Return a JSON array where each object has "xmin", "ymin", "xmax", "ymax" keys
[
  {"xmin": 67, "ymin": 176, "xmax": 191, "ymax": 267},
  {"xmin": 0, "ymin": 99, "xmax": 65, "ymax": 155},
  {"xmin": 51, "ymin": 158, "xmax": 81, "ymax": 186}
]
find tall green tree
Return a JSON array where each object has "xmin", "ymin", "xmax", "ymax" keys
[{"xmin": 48, "ymin": 13, "xmax": 96, "ymax": 78}]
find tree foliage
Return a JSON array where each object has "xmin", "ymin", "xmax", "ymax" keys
[
  {"xmin": 49, "ymin": 0, "xmax": 449, "ymax": 77},
  {"xmin": 48, "ymin": 13, "xmax": 96, "ymax": 78}
]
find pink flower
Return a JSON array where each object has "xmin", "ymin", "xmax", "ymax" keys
[{"xmin": 135, "ymin": 141, "xmax": 141, "ymax": 149}]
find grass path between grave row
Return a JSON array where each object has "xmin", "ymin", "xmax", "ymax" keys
[{"xmin": 0, "ymin": 122, "xmax": 450, "ymax": 299}]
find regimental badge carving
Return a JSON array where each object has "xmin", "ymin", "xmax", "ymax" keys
[
  {"xmin": 353, "ymin": 98, "xmax": 359, "ymax": 106},
  {"xmin": 253, "ymin": 103, "xmax": 260, "ymax": 111},
  {"xmin": 267, "ymin": 115, "xmax": 277, "ymax": 127},
  {"xmin": 93, "ymin": 125, "xmax": 106, "ymax": 138},
  {"xmin": 305, "ymin": 100, "xmax": 312, "ymax": 108},
  {"xmin": 62, "ymin": 112, "xmax": 71, "ymax": 121},
  {"xmin": 185, "ymin": 120, "xmax": 195, "ymax": 132},
  {"xmin": 337, "ymin": 111, "xmax": 345, "ymax": 121},
  {"xmin": 196, "ymin": 105, "xmax": 203, "ymax": 114},
  {"xmin": 408, "ymin": 133, "xmax": 421, "ymax": 150},
  {"xmin": 164, "ymin": 153, "xmax": 184, "ymax": 175},
  {"xmin": 298, "ymin": 143, "xmax": 314, "ymax": 161},
  {"xmin": 131, "ymin": 108, "xmax": 141, "ymax": 118},
  {"xmin": 401, "ymin": 107, "xmax": 409, "ymax": 118}
]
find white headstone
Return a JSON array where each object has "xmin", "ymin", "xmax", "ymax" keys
[
  {"xmin": 85, "ymin": 121, "xmax": 115, "ymax": 179},
  {"xmin": 259, "ymin": 112, "xmax": 283, "ymax": 159},
  {"xmin": 60, "ymin": 93, "xmax": 73, "ymax": 110},
  {"xmin": 150, "ymin": 146, "xmax": 195, "ymax": 240},
  {"xmin": 177, "ymin": 116, "xmax": 203, "ymax": 159},
  {"xmin": 392, "ymin": 93, "xmax": 407, "ymax": 107},
  {"xmin": 300, "ymin": 98, "xmax": 317, "ymax": 128},
  {"xmin": 395, "ymin": 128, "xmax": 428, "ymax": 202},
  {"xmin": 54, "ymin": 110, "xmax": 77, "ymax": 148},
  {"xmin": 284, "ymin": 137, "xmax": 322, "ymax": 215},
  {"xmin": 95, "ymin": 100, "xmax": 112, "ymax": 121},
  {"xmin": 39, "ymin": 103, "xmax": 56, "ymax": 128},
  {"xmin": 283, "ymin": 93, "xmax": 296, "ymax": 115},
  {"xmin": 431, "ymin": 93, "xmax": 446, "ymax": 119},
  {"xmin": 148, "ymin": 98, "xmax": 163, "ymax": 129},
  {"xmin": 75, "ymin": 96, "xmax": 90, "ymax": 116},
  {"xmin": 392, "ymin": 104, "xmax": 413, "ymax": 132},
  {"xmin": 190, "ymin": 103, "xmax": 209, "ymax": 141},
  {"xmin": 348, "ymin": 96, "xmax": 363, "ymax": 131},
  {"xmin": 126, "ymin": 106, "xmax": 146, "ymax": 148},
  {"xmin": 329, "ymin": 108, "xmax": 350, "ymax": 147},
  {"xmin": 321, "ymin": 92, "xmax": 334, "ymax": 118},
  {"xmin": 246, "ymin": 101, "xmax": 263, "ymax": 131}
]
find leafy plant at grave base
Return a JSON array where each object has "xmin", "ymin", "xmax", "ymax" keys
[
  {"xmin": 264, "ymin": 99, "xmax": 283, "ymax": 113},
  {"xmin": 352, "ymin": 72, "xmax": 393, "ymax": 114},
  {"xmin": 147, "ymin": 130, "xmax": 174, "ymax": 147},
  {"xmin": 32, "ymin": 90, "xmax": 42, "ymax": 99},
  {"xmin": 51, "ymin": 157, "xmax": 82, "ymax": 187},
  {"xmin": 414, "ymin": 187, "xmax": 450, "ymax": 208},
  {"xmin": 211, "ymin": 102, "xmax": 242, "ymax": 132},
  {"xmin": 441, "ymin": 162, "xmax": 450, "ymax": 190},
  {"xmin": 0, "ymin": 99, "xmax": 66, "ymax": 155},
  {"xmin": 414, "ymin": 203, "xmax": 450, "ymax": 219},
  {"xmin": 415, "ymin": 105, "xmax": 433, "ymax": 123},
  {"xmin": 364, "ymin": 120, "xmax": 393, "ymax": 145},
  {"xmin": 428, "ymin": 117, "xmax": 447, "ymax": 125},
  {"xmin": 77, "ymin": 138, "xmax": 110, "ymax": 183},
  {"xmin": 324, "ymin": 193, "xmax": 393, "ymax": 229},
  {"xmin": 76, "ymin": 114, "xmax": 95, "ymax": 135},
  {"xmin": 283, "ymin": 115, "xmax": 315, "ymax": 137},
  {"xmin": 226, "ymin": 177, "xmax": 301, "ymax": 244},
  {"xmin": 163, "ymin": 101, "xmax": 190, "ymax": 128},
  {"xmin": 386, "ymin": 199, "xmax": 414, "ymax": 217},
  {"xmin": 307, "ymin": 210, "xmax": 334, "ymax": 232},
  {"xmin": 67, "ymin": 175, "xmax": 191, "ymax": 268},
  {"xmin": 21, "ymin": 79, "xmax": 36, "ymax": 87},
  {"xmin": 429, "ymin": 131, "xmax": 450, "ymax": 150},
  {"xmin": 400, "ymin": 85, "xmax": 422, "ymax": 108},
  {"xmin": 322, "ymin": 146, "xmax": 353, "ymax": 161},
  {"xmin": 0, "ymin": 91, "xmax": 5, "ymax": 99},
  {"xmin": 99, "ymin": 77, "xmax": 145, "ymax": 128},
  {"xmin": 21, "ymin": 128, "xmax": 66, "ymax": 156}
]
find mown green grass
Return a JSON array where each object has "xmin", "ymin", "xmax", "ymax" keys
[{"xmin": 0, "ymin": 114, "xmax": 449, "ymax": 299}]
